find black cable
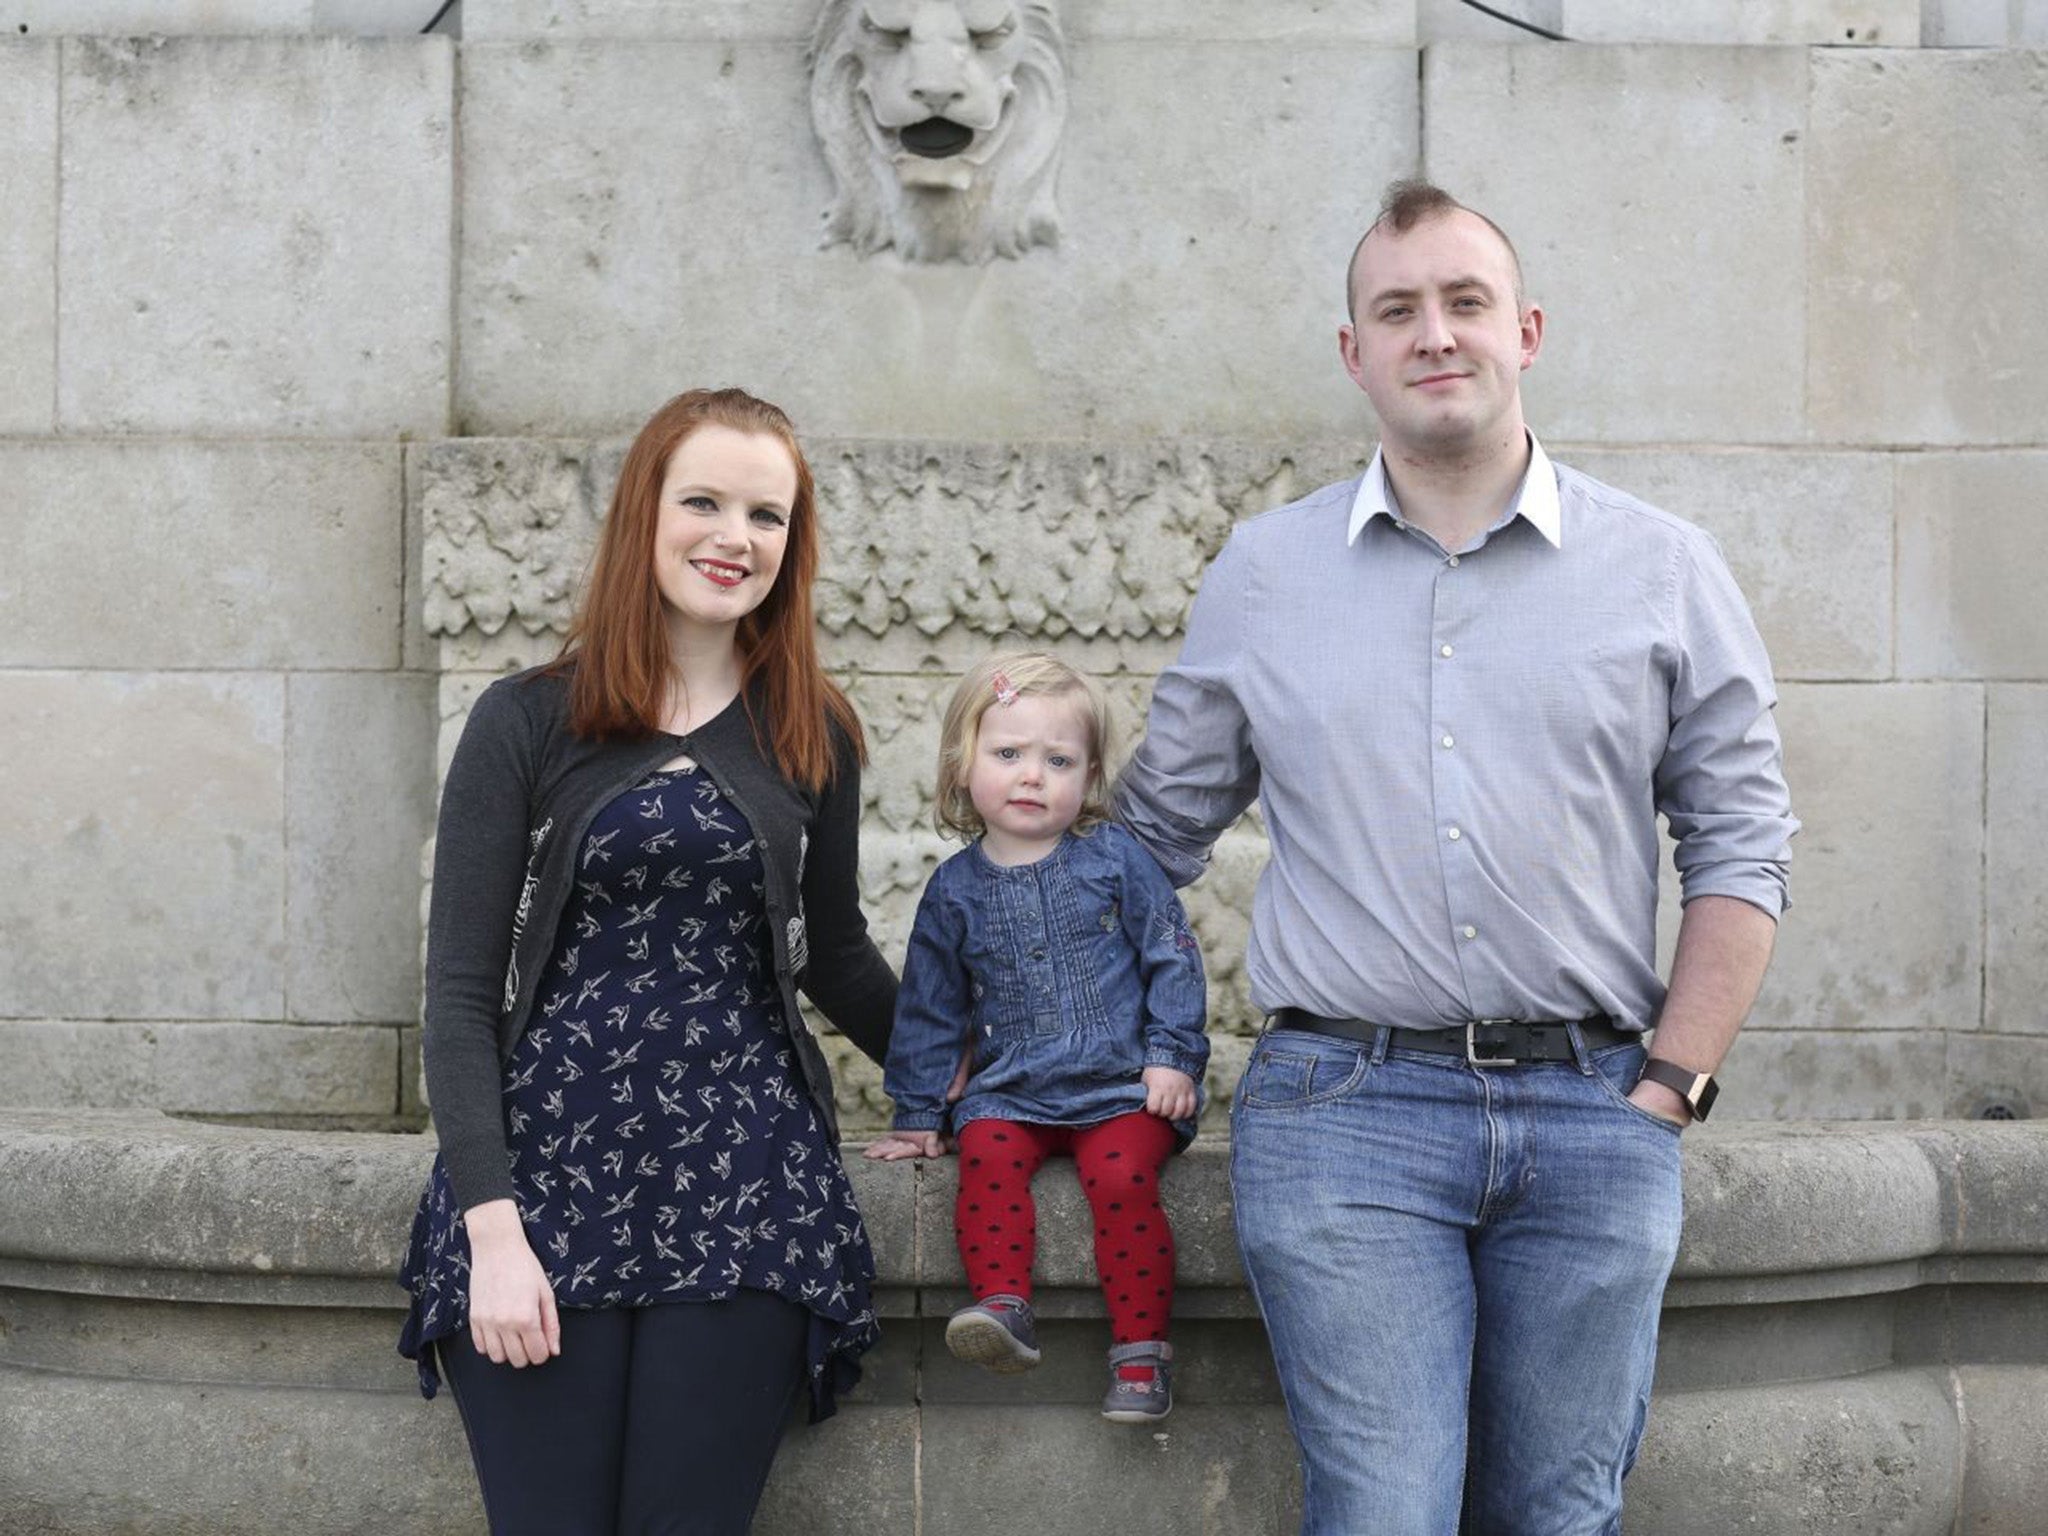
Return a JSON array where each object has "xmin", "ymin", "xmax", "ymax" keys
[
  {"xmin": 421, "ymin": 0, "xmax": 458, "ymax": 34},
  {"xmin": 1453, "ymin": 0, "xmax": 1569, "ymax": 41}
]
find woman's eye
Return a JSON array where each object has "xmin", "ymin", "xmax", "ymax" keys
[
  {"xmin": 683, "ymin": 495, "xmax": 717, "ymax": 512},
  {"xmin": 751, "ymin": 508, "xmax": 787, "ymax": 528}
]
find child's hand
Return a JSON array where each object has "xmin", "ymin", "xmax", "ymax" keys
[
  {"xmin": 1142, "ymin": 1066, "xmax": 1198, "ymax": 1122},
  {"xmin": 863, "ymin": 1130, "xmax": 946, "ymax": 1161}
]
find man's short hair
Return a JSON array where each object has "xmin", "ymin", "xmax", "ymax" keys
[{"xmin": 1345, "ymin": 179, "xmax": 1527, "ymax": 324}]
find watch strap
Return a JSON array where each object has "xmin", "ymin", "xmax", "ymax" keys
[{"xmin": 1638, "ymin": 1057, "xmax": 1719, "ymax": 1121}]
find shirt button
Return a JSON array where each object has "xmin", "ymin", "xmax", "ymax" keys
[
  {"xmin": 1031, "ymin": 949, "xmax": 1046, "ymax": 960},
  {"xmin": 1440, "ymin": 644, "xmax": 1454, "ymax": 658},
  {"xmin": 1446, "ymin": 827, "xmax": 1462, "ymax": 841},
  {"xmin": 1441, "ymin": 734, "xmax": 1455, "ymax": 749},
  {"xmin": 1447, "ymin": 555, "xmax": 1461, "ymax": 567},
  {"xmin": 1463, "ymin": 925, "xmax": 1478, "ymax": 940}
]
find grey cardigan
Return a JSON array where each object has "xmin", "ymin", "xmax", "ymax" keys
[{"xmin": 423, "ymin": 664, "xmax": 896, "ymax": 1211}]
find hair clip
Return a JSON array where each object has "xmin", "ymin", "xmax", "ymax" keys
[{"xmin": 991, "ymin": 671, "xmax": 1019, "ymax": 707}]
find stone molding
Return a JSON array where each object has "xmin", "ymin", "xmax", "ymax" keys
[{"xmin": 2, "ymin": 1111, "xmax": 2045, "ymax": 1532}]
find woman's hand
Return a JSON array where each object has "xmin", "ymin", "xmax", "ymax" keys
[
  {"xmin": 1142, "ymin": 1066, "xmax": 1198, "ymax": 1122},
  {"xmin": 463, "ymin": 1199, "xmax": 562, "ymax": 1367},
  {"xmin": 863, "ymin": 1130, "xmax": 946, "ymax": 1161}
]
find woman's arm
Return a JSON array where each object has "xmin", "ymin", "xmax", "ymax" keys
[{"xmin": 795, "ymin": 729, "xmax": 898, "ymax": 1064}]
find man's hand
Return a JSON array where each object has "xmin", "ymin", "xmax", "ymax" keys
[
  {"xmin": 1626, "ymin": 1079, "xmax": 1692, "ymax": 1128},
  {"xmin": 1142, "ymin": 1065, "xmax": 1199, "ymax": 1122},
  {"xmin": 863, "ymin": 1130, "xmax": 946, "ymax": 1161}
]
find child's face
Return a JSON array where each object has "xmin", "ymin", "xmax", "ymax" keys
[{"xmin": 966, "ymin": 692, "xmax": 1095, "ymax": 859}]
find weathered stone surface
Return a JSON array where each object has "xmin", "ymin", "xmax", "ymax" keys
[
  {"xmin": 1917, "ymin": 0, "xmax": 2011, "ymax": 45},
  {"xmin": 0, "ymin": 41, "xmax": 56, "ymax": 435},
  {"xmin": 1809, "ymin": 51, "xmax": 2048, "ymax": 445},
  {"xmin": 0, "ymin": 441, "xmax": 404, "ymax": 669},
  {"xmin": 1563, "ymin": 0, "xmax": 1918, "ymax": 43},
  {"xmin": 286, "ymin": 672, "xmax": 437, "ymax": 1023},
  {"xmin": 1897, "ymin": 453, "xmax": 2048, "ymax": 679},
  {"xmin": 1945, "ymin": 1033, "xmax": 2048, "ymax": 1123},
  {"xmin": 2, "ymin": 1, "xmax": 437, "ymax": 31},
  {"xmin": 1759, "ymin": 683, "xmax": 1983, "ymax": 1035},
  {"xmin": 755, "ymin": 1407, "xmax": 918, "ymax": 1536},
  {"xmin": 1629, "ymin": 1369, "xmax": 1962, "ymax": 1536},
  {"xmin": 1954, "ymin": 1365, "xmax": 2048, "ymax": 1536},
  {"xmin": 1418, "ymin": 0, "xmax": 1563, "ymax": 41},
  {"xmin": 0, "ymin": 1022, "xmax": 400, "ymax": 1118},
  {"xmin": 467, "ymin": 0, "xmax": 1413, "ymax": 42},
  {"xmin": 1708, "ymin": 1029, "xmax": 1951, "ymax": 1121},
  {"xmin": 457, "ymin": 40, "xmax": 1410, "ymax": 439},
  {"xmin": 1425, "ymin": 45, "xmax": 1807, "ymax": 444},
  {"xmin": 1987, "ymin": 685, "xmax": 2048, "ymax": 1039},
  {"xmin": 0, "ymin": 672, "xmax": 285, "ymax": 1021},
  {"xmin": 58, "ymin": 36, "xmax": 453, "ymax": 435},
  {"xmin": 1566, "ymin": 448, "xmax": 1894, "ymax": 680},
  {"xmin": 921, "ymin": 1403, "xmax": 1303, "ymax": 1533}
]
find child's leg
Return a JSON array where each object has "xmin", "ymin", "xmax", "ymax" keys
[
  {"xmin": 1070, "ymin": 1111, "xmax": 1180, "ymax": 1354},
  {"xmin": 954, "ymin": 1118, "xmax": 1065, "ymax": 1301}
]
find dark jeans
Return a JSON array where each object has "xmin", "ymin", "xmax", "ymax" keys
[{"xmin": 438, "ymin": 1291, "xmax": 809, "ymax": 1536}]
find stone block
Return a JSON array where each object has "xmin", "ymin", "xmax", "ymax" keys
[
  {"xmin": 0, "ymin": 672, "xmax": 285, "ymax": 1021},
  {"xmin": 920, "ymin": 1403, "xmax": 1302, "ymax": 1534},
  {"xmin": 1945, "ymin": 1034, "xmax": 2048, "ymax": 1124},
  {"xmin": 0, "ymin": 41, "xmax": 56, "ymax": 434},
  {"xmin": 1425, "ymin": 44, "xmax": 1807, "ymax": 444},
  {"xmin": 1917, "ymin": 0, "xmax": 2012, "ymax": 45},
  {"xmin": 1565, "ymin": 448, "xmax": 1893, "ymax": 680},
  {"xmin": 286, "ymin": 672, "xmax": 437, "ymax": 1023},
  {"xmin": 1629, "ymin": 1369, "xmax": 1961, "ymax": 1536},
  {"xmin": 4, "ymin": 1, "xmax": 312, "ymax": 30},
  {"xmin": 1753, "ymin": 683, "xmax": 1983, "ymax": 1035},
  {"xmin": 0, "ymin": 441, "xmax": 404, "ymax": 669},
  {"xmin": 1987, "ymin": 685, "xmax": 2048, "ymax": 1038},
  {"xmin": 1419, "ymin": 0, "xmax": 1563, "ymax": 41},
  {"xmin": 58, "ymin": 36, "xmax": 453, "ymax": 436},
  {"xmin": 0, "ymin": 1020, "xmax": 397, "ymax": 1118},
  {"xmin": 1563, "ymin": 0, "xmax": 1919, "ymax": 43},
  {"xmin": 1897, "ymin": 453, "xmax": 2048, "ymax": 679},
  {"xmin": 754, "ymin": 1406, "xmax": 917, "ymax": 1536},
  {"xmin": 1808, "ymin": 51, "xmax": 2048, "ymax": 445},
  {"xmin": 1708, "ymin": 1029, "xmax": 1952, "ymax": 1120},
  {"xmin": 1955, "ymin": 1366, "xmax": 2048, "ymax": 1536},
  {"xmin": 1905, "ymin": 1120, "xmax": 2048, "ymax": 1256},
  {"xmin": 0, "ymin": 1365, "xmax": 480, "ymax": 1536},
  {"xmin": 456, "ymin": 40, "xmax": 1412, "ymax": 439}
]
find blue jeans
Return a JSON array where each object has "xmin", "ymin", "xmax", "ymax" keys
[{"xmin": 1231, "ymin": 1026, "xmax": 1684, "ymax": 1536}]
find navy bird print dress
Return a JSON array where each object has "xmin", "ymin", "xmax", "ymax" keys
[{"xmin": 399, "ymin": 761, "xmax": 879, "ymax": 1416}]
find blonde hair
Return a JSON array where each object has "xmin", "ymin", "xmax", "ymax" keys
[{"xmin": 934, "ymin": 652, "xmax": 1115, "ymax": 842}]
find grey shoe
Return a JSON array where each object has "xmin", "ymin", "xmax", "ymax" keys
[
  {"xmin": 945, "ymin": 1294, "xmax": 1041, "ymax": 1373},
  {"xmin": 1101, "ymin": 1340, "xmax": 1173, "ymax": 1423}
]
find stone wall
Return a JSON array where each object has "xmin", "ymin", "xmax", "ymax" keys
[
  {"xmin": 3, "ymin": 8, "xmax": 2046, "ymax": 1130},
  {"xmin": 2, "ymin": 1110, "xmax": 2044, "ymax": 1535}
]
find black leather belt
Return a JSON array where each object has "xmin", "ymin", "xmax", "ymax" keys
[{"xmin": 1270, "ymin": 1007, "xmax": 1632, "ymax": 1065}]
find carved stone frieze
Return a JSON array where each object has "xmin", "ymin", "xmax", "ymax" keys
[
  {"xmin": 808, "ymin": 0, "xmax": 1069, "ymax": 263},
  {"xmin": 417, "ymin": 440, "xmax": 602, "ymax": 646}
]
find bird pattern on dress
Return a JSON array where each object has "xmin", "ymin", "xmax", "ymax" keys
[{"xmin": 398, "ymin": 764, "xmax": 877, "ymax": 1398}]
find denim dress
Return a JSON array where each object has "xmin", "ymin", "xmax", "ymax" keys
[
  {"xmin": 883, "ymin": 822, "xmax": 1208, "ymax": 1139},
  {"xmin": 399, "ymin": 763, "xmax": 879, "ymax": 1417}
]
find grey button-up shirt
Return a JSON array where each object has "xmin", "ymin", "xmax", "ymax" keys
[{"xmin": 1114, "ymin": 437, "xmax": 1797, "ymax": 1034}]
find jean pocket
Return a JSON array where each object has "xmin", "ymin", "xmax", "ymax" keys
[
  {"xmin": 1237, "ymin": 1033, "xmax": 1371, "ymax": 1110},
  {"xmin": 1587, "ymin": 1043, "xmax": 1686, "ymax": 1135}
]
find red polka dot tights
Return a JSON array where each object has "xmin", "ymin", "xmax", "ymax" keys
[{"xmin": 954, "ymin": 1112, "xmax": 1179, "ymax": 1347}]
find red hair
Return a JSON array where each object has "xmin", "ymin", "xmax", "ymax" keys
[{"xmin": 554, "ymin": 388, "xmax": 863, "ymax": 791}]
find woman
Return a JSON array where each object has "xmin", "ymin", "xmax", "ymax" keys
[{"xmin": 399, "ymin": 389, "xmax": 896, "ymax": 1535}]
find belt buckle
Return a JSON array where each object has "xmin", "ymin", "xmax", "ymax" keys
[{"xmin": 1465, "ymin": 1019, "xmax": 1521, "ymax": 1067}]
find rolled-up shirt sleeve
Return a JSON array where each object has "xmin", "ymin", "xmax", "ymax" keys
[
  {"xmin": 1657, "ymin": 532, "xmax": 1799, "ymax": 918},
  {"xmin": 1114, "ymin": 531, "xmax": 1262, "ymax": 889}
]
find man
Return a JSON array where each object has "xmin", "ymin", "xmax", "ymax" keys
[{"xmin": 1114, "ymin": 180, "xmax": 1797, "ymax": 1534}]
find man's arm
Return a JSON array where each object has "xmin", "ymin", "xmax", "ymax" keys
[
  {"xmin": 1114, "ymin": 533, "xmax": 1261, "ymax": 887},
  {"xmin": 1630, "ymin": 894, "xmax": 1775, "ymax": 1124}
]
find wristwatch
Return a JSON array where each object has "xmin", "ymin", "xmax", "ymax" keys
[{"xmin": 1637, "ymin": 1058, "xmax": 1719, "ymax": 1122}]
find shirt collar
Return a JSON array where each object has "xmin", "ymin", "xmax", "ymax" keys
[{"xmin": 1346, "ymin": 432, "xmax": 1563, "ymax": 549}]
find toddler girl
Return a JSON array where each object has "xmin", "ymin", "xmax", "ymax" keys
[{"xmin": 865, "ymin": 652, "xmax": 1208, "ymax": 1423}]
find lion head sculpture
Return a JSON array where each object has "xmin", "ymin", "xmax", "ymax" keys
[{"xmin": 809, "ymin": 0, "xmax": 1068, "ymax": 263}]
